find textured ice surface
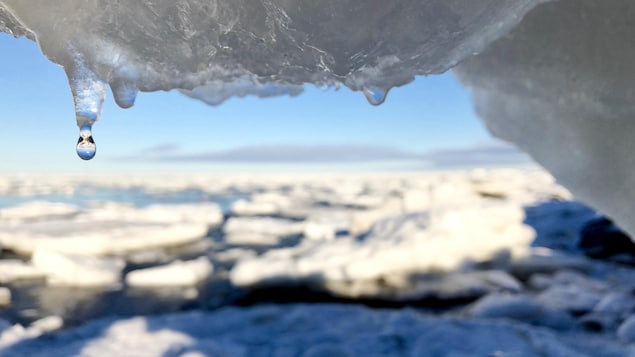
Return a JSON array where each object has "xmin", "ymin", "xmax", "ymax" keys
[
  {"xmin": 125, "ymin": 257, "xmax": 213, "ymax": 287},
  {"xmin": 0, "ymin": 0, "xmax": 543, "ymax": 103},
  {"xmin": 454, "ymin": 0, "xmax": 635, "ymax": 238},
  {"xmin": 230, "ymin": 199, "xmax": 534, "ymax": 299},
  {"xmin": 2, "ymin": 304, "xmax": 632, "ymax": 357},
  {"xmin": 31, "ymin": 249, "xmax": 124, "ymax": 286}
]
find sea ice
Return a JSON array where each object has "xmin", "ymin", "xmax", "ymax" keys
[
  {"xmin": 230, "ymin": 199, "xmax": 280, "ymax": 217},
  {"xmin": 1, "ymin": 304, "xmax": 631, "ymax": 357},
  {"xmin": 224, "ymin": 217, "xmax": 305, "ymax": 239},
  {"xmin": 85, "ymin": 203, "xmax": 224, "ymax": 226},
  {"xmin": 31, "ymin": 249, "xmax": 124, "ymax": 286},
  {"xmin": 0, "ymin": 219, "xmax": 209, "ymax": 256},
  {"xmin": 0, "ymin": 287, "xmax": 10, "ymax": 306},
  {"xmin": 125, "ymin": 257, "xmax": 213, "ymax": 287},
  {"xmin": 0, "ymin": 259, "xmax": 45, "ymax": 283},
  {"xmin": 0, "ymin": 201, "xmax": 80, "ymax": 222},
  {"xmin": 231, "ymin": 202, "xmax": 534, "ymax": 298},
  {"xmin": 454, "ymin": 0, "xmax": 635, "ymax": 238}
]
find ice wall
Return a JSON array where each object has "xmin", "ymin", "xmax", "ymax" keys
[{"xmin": 454, "ymin": 0, "xmax": 635, "ymax": 237}]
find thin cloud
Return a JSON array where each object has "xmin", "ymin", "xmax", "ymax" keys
[
  {"xmin": 156, "ymin": 144, "xmax": 421, "ymax": 163},
  {"xmin": 422, "ymin": 140, "xmax": 533, "ymax": 168},
  {"xmin": 125, "ymin": 141, "xmax": 533, "ymax": 168},
  {"xmin": 141, "ymin": 143, "xmax": 181, "ymax": 154}
]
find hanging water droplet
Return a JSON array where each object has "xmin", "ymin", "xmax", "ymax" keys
[
  {"xmin": 76, "ymin": 125, "xmax": 96, "ymax": 160},
  {"xmin": 66, "ymin": 51, "xmax": 107, "ymax": 160},
  {"xmin": 110, "ymin": 78, "xmax": 138, "ymax": 109},
  {"xmin": 362, "ymin": 86, "xmax": 389, "ymax": 106}
]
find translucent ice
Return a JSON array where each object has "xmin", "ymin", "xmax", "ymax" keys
[
  {"xmin": 0, "ymin": 0, "xmax": 544, "ymax": 106},
  {"xmin": 454, "ymin": 0, "xmax": 635, "ymax": 237}
]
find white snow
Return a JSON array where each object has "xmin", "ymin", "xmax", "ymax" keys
[{"xmin": 125, "ymin": 257, "xmax": 213, "ymax": 287}]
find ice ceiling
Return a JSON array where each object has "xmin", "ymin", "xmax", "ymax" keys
[{"xmin": 2, "ymin": 0, "xmax": 635, "ymax": 238}]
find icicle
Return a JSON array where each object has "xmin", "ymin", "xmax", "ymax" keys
[{"xmin": 66, "ymin": 53, "xmax": 107, "ymax": 160}]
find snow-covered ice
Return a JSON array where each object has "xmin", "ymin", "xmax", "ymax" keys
[
  {"xmin": 31, "ymin": 249, "xmax": 124, "ymax": 287},
  {"xmin": 0, "ymin": 259, "xmax": 45, "ymax": 283},
  {"xmin": 0, "ymin": 220, "xmax": 209, "ymax": 256},
  {"xmin": 0, "ymin": 201, "xmax": 80, "ymax": 222},
  {"xmin": 85, "ymin": 203, "xmax": 224, "ymax": 226},
  {"xmin": 0, "ymin": 200, "xmax": 220, "ymax": 256},
  {"xmin": 0, "ymin": 169, "xmax": 633, "ymax": 355},
  {"xmin": 125, "ymin": 257, "xmax": 213, "ymax": 287},
  {"xmin": 230, "ymin": 202, "xmax": 534, "ymax": 299},
  {"xmin": 454, "ymin": 0, "xmax": 635, "ymax": 238},
  {"xmin": 0, "ymin": 288, "xmax": 10, "ymax": 306},
  {"xmin": 1, "ymin": 304, "xmax": 632, "ymax": 357}
]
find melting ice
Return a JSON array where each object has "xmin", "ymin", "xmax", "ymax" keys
[{"xmin": 0, "ymin": 0, "xmax": 544, "ymax": 158}]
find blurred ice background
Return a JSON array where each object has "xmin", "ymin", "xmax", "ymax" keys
[{"xmin": 1, "ymin": 166, "xmax": 635, "ymax": 356}]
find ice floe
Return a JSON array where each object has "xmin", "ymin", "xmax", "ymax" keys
[
  {"xmin": 125, "ymin": 257, "xmax": 213, "ymax": 287},
  {"xmin": 230, "ymin": 202, "xmax": 534, "ymax": 299},
  {"xmin": 31, "ymin": 250, "xmax": 124, "ymax": 287}
]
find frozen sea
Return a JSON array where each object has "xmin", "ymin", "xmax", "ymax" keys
[{"xmin": 0, "ymin": 169, "xmax": 634, "ymax": 356}]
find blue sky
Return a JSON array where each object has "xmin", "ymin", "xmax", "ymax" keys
[{"xmin": 0, "ymin": 33, "xmax": 529, "ymax": 173}]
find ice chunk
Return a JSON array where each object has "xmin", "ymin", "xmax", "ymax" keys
[
  {"xmin": 467, "ymin": 294, "xmax": 575, "ymax": 330},
  {"xmin": 0, "ymin": 260, "xmax": 45, "ymax": 283},
  {"xmin": 0, "ymin": 0, "xmax": 543, "ymax": 103},
  {"xmin": 125, "ymin": 257, "xmax": 213, "ymax": 287},
  {"xmin": 0, "ymin": 201, "xmax": 80, "ymax": 222},
  {"xmin": 0, "ymin": 219, "xmax": 208, "ymax": 255},
  {"xmin": 230, "ymin": 199, "xmax": 279, "ymax": 217},
  {"xmin": 454, "ymin": 0, "xmax": 635, "ymax": 238},
  {"xmin": 85, "ymin": 203, "xmax": 224, "ymax": 226},
  {"xmin": 0, "ymin": 287, "xmax": 10, "ymax": 306},
  {"xmin": 31, "ymin": 249, "xmax": 124, "ymax": 286},
  {"xmin": 231, "ymin": 202, "xmax": 534, "ymax": 298},
  {"xmin": 224, "ymin": 217, "xmax": 305, "ymax": 237}
]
